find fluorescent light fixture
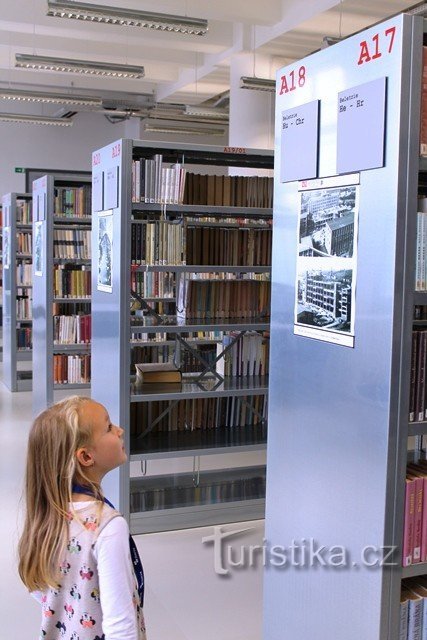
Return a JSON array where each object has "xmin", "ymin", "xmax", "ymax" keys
[
  {"xmin": 239, "ymin": 76, "xmax": 275, "ymax": 92},
  {"xmin": 0, "ymin": 88, "xmax": 102, "ymax": 106},
  {"xmin": 46, "ymin": 0, "xmax": 208, "ymax": 35},
  {"xmin": 0, "ymin": 112, "xmax": 73, "ymax": 126},
  {"xmin": 184, "ymin": 105, "xmax": 229, "ymax": 120},
  {"xmin": 143, "ymin": 121, "xmax": 225, "ymax": 136},
  {"xmin": 15, "ymin": 53, "xmax": 144, "ymax": 79}
]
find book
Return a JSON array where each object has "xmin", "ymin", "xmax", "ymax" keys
[{"xmin": 135, "ymin": 362, "xmax": 182, "ymax": 383}]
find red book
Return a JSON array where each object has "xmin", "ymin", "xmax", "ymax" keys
[{"xmin": 403, "ymin": 476, "xmax": 416, "ymax": 567}]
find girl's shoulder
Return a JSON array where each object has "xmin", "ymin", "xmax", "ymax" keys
[{"xmin": 70, "ymin": 501, "xmax": 121, "ymax": 536}]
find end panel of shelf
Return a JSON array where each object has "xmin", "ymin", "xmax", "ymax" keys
[{"xmin": 401, "ymin": 562, "xmax": 427, "ymax": 579}]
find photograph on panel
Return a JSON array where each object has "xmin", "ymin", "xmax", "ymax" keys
[
  {"xmin": 295, "ymin": 261, "xmax": 353, "ymax": 334},
  {"xmin": 97, "ymin": 210, "xmax": 113, "ymax": 293},
  {"xmin": 298, "ymin": 184, "xmax": 357, "ymax": 258}
]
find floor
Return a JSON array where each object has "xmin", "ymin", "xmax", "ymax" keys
[{"xmin": 0, "ymin": 361, "xmax": 265, "ymax": 640}]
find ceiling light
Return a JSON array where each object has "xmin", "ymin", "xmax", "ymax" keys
[
  {"xmin": 0, "ymin": 88, "xmax": 102, "ymax": 106},
  {"xmin": 239, "ymin": 76, "xmax": 275, "ymax": 92},
  {"xmin": 15, "ymin": 53, "xmax": 144, "ymax": 79},
  {"xmin": 142, "ymin": 121, "xmax": 225, "ymax": 136},
  {"xmin": 184, "ymin": 105, "xmax": 229, "ymax": 120},
  {"xmin": 46, "ymin": 0, "xmax": 208, "ymax": 35},
  {"xmin": 0, "ymin": 113, "xmax": 73, "ymax": 126}
]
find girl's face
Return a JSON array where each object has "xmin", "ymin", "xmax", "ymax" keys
[{"xmin": 79, "ymin": 401, "xmax": 127, "ymax": 481}]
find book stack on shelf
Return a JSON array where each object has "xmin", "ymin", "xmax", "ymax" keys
[
  {"xmin": 32, "ymin": 174, "xmax": 91, "ymax": 414},
  {"xmin": 400, "ymin": 578, "xmax": 427, "ymax": 640},
  {"xmin": 1, "ymin": 194, "xmax": 33, "ymax": 391},
  {"xmin": 92, "ymin": 139, "xmax": 273, "ymax": 533}
]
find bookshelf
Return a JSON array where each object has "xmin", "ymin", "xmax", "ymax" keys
[
  {"xmin": 263, "ymin": 12, "xmax": 427, "ymax": 640},
  {"xmin": 91, "ymin": 139, "xmax": 273, "ymax": 533},
  {"xmin": 0, "ymin": 203, "xmax": 3, "ymax": 361},
  {"xmin": 1, "ymin": 193, "xmax": 32, "ymax": 391},
  {"xmin": 32, "ymin": 173, "xmax": 91, "ymax": 416}
]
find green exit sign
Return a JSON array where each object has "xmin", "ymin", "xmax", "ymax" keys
[{"xmin": 15, "ymin": 167, "xmax": 25, "ymax": 173}]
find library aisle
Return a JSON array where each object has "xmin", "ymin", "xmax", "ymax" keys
[{"xmin": 0, "ymin": 362, "xmax": 264, "ymax": 640}]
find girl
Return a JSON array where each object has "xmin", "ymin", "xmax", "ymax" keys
[{"xmin": 18, "ymin": 396, "xmax": 146, "ymax": 640}]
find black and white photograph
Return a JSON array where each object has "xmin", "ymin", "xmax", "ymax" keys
[
  {"xmin": 97, "ymin": 210, "xmax": 113, "ymax": 293},
  {"xmin": 298, "ymin": 184, "xmax": 357, "ymax": 258},
  {"xmin": 34, "ymin": 222, "xmax": 43, "ymax": 277},
  {"xmin": 294, "ymin": 174, "xmax": 359, "ymax": 348},
  {"xmin": 294, "ymin": 262, "xmax": 354, "ymax": 347}
]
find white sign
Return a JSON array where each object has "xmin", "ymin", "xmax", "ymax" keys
[
  {"xmin": 280, "ymin": 100, "xmax": 320, "ymax": 183},
  {"xmin": 337, "ymin": 77, "xmax": 387, "ymax": 173}
]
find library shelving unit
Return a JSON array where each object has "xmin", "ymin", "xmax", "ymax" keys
[
  {"xmin": 32, "ymin": 173, "xmax": 91, "ymax": 416},
  {"xmin": 263, "ymin": 12, "xmax": 427, "ymax": 640},
  {"xmin": 1, "ymin": 193, "xmax": 32, "ymax": 391},
  {"xmin": 0, "ymin": 202, "xmax": 3, "ymax": 361},
  {"xmin": 91, "ymin": 139, "xmax": 273, "ymax": 533}
]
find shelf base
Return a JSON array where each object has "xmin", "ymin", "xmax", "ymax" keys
[{"xmin": 130, "ymin": 498, "xmax": 265, "ymax": 534}]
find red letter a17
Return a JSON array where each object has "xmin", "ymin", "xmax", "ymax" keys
[{"xmin": 358, "ymin": 40, "xmax": 372, "ymax": 66}]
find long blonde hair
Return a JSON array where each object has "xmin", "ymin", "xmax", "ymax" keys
[{"xmin": 18, "ymin": 396, "xmax": 102, "ymax": 591}]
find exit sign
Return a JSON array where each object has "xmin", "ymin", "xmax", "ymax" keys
[{"xmin": 15, "ymin": 167, "xmax": 25, "ymax": 173}]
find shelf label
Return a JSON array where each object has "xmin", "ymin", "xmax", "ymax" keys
[
  {"xmin": 92, "ymin": 171, "xmax": 104, "ymax": 212},
  {"xmin": 280, "ymin": 100, "xmax": 319, "ymax": 183},
  {"xmin": 337, "ymin": 76, "xmax": 386, "ymax": 174},
  {"xmin": 357, "ymin": 26, "xmax": 397, "ymax": 66},
  {"xmin": 278, "ymin": 65, "xmax": 307, "ymax": 95},
  {"xmin": 104, "ymin": 166, "xmax": 119, "ymax": 210}
]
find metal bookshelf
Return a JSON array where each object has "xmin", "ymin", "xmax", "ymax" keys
[
  {"xmin": 91, "ymin": 139, "xmax": 273, "ymax": 533},
  {"xmin": 264, "ymin": 12, "xmax": 427, "ymax": 640},
  {"xmin": 32, "ymin": 173, "xmax": 91, "ymax": 416},
  {"xmin": 1, "ymin": 193, "xmax": 32, "ymax": 391}
]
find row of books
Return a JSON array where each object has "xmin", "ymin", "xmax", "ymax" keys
[
  {"xmin": 16, "ymin": 199, "xmax": 32, "ymax": 224},
  {"xmin": 130, "ymin": 270, "xmax": 175, "ymax": 299},
  {"xmin": 17, "ymin": 327, "xmax": 32, "ymax": 350},
  {"xmin": 186, "ymin": 225, "xmax": 272, "ymax": 266},
  {"xmin": 130, "ymin": 395, "xmax": 268, "ymax": 434},
  {"xmin": 410, "ymin": 330, "xmax": 427, "ymax": 422},
  {"xmin": 53, "ymin": 229, "xmax": 91, "ymax": 260},
  {"xmin": 403, "ymin": 462, "xmax": 427, "ymax": 566},
  {"xmin": 131, "ymin": 221, "xmax": 183, "ymax": 265},
  {"xmin": 131, "ymin": 156, "xmax": 273, "ymax": 208},
  {"xmin": 16, "ymin": 296, "xmax": 31, "ymax": 320},
  {"xmin": 132, "ymin": 157, "xmax": 185, "ymax": 205},
  {"xmin": 416, "ymin": 211, "xmax": 427, "ymax": 291},
  {"xmin": 53, "ymin": 265, "xmax": 91, "ymax": 299},
  {"xmin": 16, "ymin": 231, "xmax": 31, "ymax": 254},
  {"xmin": 177, "ymin": 279, "xmax": 271, "ymax": 321},
  {"xmin": 183, "ymin": 174, "xmax": 273, "ymax": 209},
  {"xmin": 400, "ymin": 577, "xmax": 427, "ymax": 640},
  {"xmin": 130, "ymin": 330, "xmax": 223, "ymax": 345},
  {"xmin": 53, "ymin": 314, "xmax": 91, "ymax": 345},
  {"xmin": 129, "ymin": 474, "xmax": 266, "ymax": 513},
  {"xmin": 420, "ymin": 47, "xmax": 427, "ymax": 155},
  {"xmin": 54, "ymin": 186, "xmax": 92, "ymax": 218},
  {"xmin": 16, "ymin": 263, "xmax": 32, "ymax": 286},
  {"xmin": 217, "ymin": 331, "xmax": 270, "ymax": 377},
  {"xmin": 53, "ymin": 301, "xmax": 90, "ymax": 315},
  {"xmin": 53, "ymin": 354, "xmax": 91, "ymax": 385}
]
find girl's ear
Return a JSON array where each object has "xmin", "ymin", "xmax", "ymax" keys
[{"xmin": 75, "ymin": 448, "xmax": 94, "ymax": 468}]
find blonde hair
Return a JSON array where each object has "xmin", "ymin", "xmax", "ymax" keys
[{"xmin": 18, "ymin": 395, "xmax": 103, "ymax": 591}]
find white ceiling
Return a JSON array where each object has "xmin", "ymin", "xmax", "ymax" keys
[{"xmin": 0, "ymin": 0, "xmax": 419, "ymax": 118}]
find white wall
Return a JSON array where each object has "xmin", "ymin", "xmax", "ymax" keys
[
  {"xmin": 0, "ymin": 112, "xmax": 232, "ymax": 198},
  {"xmin": 0, "ymin": 111, "xmax": 130, "ymax": 198}
]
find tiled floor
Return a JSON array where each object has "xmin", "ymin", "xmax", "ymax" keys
[{"xmin": 0, "ymin": 363, "xmax": 264, "ymax": 640}]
